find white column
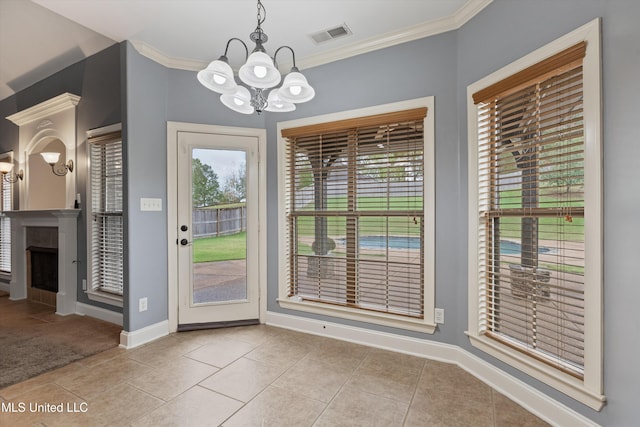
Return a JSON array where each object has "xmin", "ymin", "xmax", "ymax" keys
[
  {"xmin": 54, "ymin": 211, "xmax": 78, "ymax": 315},
  {"xmin": 8, "ymin": 215, "xmax": 26, "ymax": 300}
]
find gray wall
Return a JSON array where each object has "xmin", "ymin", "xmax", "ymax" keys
[
  {"xmin": 124, "ymin": 2, "xmax": 640, "ymax": 423},
  {"xmin": 123, "ymin": 43, "xmax": 169, "ymax": 331},
  {"xmin": 264, "ymin": 31, "xmax": 462, "ymax": 345},
  {"xmin": 0, "ymin": 43, "xmax": 123, "ymax": 314},
  {"xmin": 456, "ymin": 1, "xmax": 640, "ymax": 425},
  {"xmin": 3, "ymin": 1, "xmax": 638, "ymax": 424},
  {"xmin": 123, "ymin": 43, "xmax": 264, "ymax": 332}
]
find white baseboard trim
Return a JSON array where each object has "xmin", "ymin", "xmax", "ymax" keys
[
  {"xmin": 76, "ymin": 302, "xmax": 123, "ymax": 326},
  {"xmin": 455, "ymin": 350, "xmax": 599, "ymax": 427},
  {"xmin": 119, "ymin": 320, "xmax": 169, "ymax": 349},
  {"xmin": 266, "ymin": 311, "xmax": 599, "ymax": 427},
  {"xmin": 265, "ymin": 310, "xmax": 457, "ymax": 362}
]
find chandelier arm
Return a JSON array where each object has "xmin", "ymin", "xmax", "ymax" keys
[
  {"xmin": 199, "ymin": 0, "xmax": 314, "ymax": 115},
  {"xmin": 273, "ymin": 46, "xmax": 297, "ymax": 70},
  {"xmin": 223, "ymin": 37, "xmax": 249, "ymax": 62}
]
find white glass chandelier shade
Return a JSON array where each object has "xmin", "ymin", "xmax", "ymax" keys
[
  {"xmin": 41, "ymin": 152, "xmax": 61, "ymax": 165},
  {"xmin": 197, "ymin": 0, "xmax": 315, "ymax": 114},
  {"xmin": 197, "ymin": 59, "xmax": 237, "ymax": 94},
  {"xmin": 220, "ymin": 86, "xmax": 255, "ymax": 114},
  {"xmin": 238, "ymin": 51, "xmax": 281, "ymax": 89},
  {"xmin": 265, "ymin": 89, "xmax": 296, "ymax": 112},
  {"xmin": 278, "ymin": 71, "xmax": 315, "ymax": 103}
]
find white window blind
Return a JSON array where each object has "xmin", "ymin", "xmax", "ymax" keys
[
  {"xmin": 0, "ymin": 161, "xmax": 11, "ymax": 273},
  {"xmin": 89, "ymin": 131, "xmax": 123, "ymax": 296},
  {"xmin": 283, "ymin": 108, "xmax": 427, "ymax": 318},
  {"xmin": 474, "ymin": 42, "xmax": 587, "ymax": 377}
]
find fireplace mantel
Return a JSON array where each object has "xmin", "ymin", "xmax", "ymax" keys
[
  {"xmin": 4, "ymin": 209, "xmax": 79, "ymax": 315},
  {"xmin": 3, "ymin": 209, "xmax": 80, "ymax": 219}
]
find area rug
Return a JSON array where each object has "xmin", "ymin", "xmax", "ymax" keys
[
  {"xmin": 0, "ymin": 294, "xmax": 121, "ymax": 389},
  {"xmin": 0, "ymin": 331, "xmax": 87, "ymax": 388}
]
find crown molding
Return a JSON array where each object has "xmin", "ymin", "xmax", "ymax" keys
[
  {"xmin": 452, "ymin": 0, "xmax": 493, "ymax": 27},
  {"xmin": 131, "ymin": 0, "xmax": 493, "ymax": 73},
  {"xmin": 298, "ymin": 0, "xmax": 492, "ymax": 70},
  {"xmin": 6, "ymin": 92, "xmax": 81, "ymax": 126},
  {"xmin": 130, "ymin": 40, "xmax": 204, "ymax": 72}
]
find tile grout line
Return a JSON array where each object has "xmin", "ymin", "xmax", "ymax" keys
[
  {"xmin": 309, "ymin": 344, "xmax": 372, "ymax": 426},
  {"xmin": 491, "ymin": 387, "xmax": 497, "ymax": 427},
  {"xmin": 209, "ymin": 333, "xmax": 310, "ymax": 426},
  {"xmin": 402, "ymin": 359, "xmax": 428, "ymax": 426}
]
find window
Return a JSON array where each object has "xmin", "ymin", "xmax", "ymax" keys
[
  {"xmin": 0, "ymin": 152, "xmax": 13, "ymax": 275},
  {"xmin": 87, "ymin": 125, "xmax": 123, "ymax": 305},
  {"xmin": 467, "ymin": 20, "xmax": 603, "ymax": 409},
  {"xmin": 278, "ymin": 98, "xmax": 435, "ymax": 333}
]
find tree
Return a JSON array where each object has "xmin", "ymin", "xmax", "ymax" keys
[
  {"xmin": 192, "ymin": 158, "xmax": 221, "ymax": 207},
  {"xmin": 221, "ymin": 162, "xmax": 246, "ymax": 203}
]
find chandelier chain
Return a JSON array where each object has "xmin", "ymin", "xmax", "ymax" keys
[{"xmin": 256, "ymin": 0, "xmax": 266, "ymax": 27}]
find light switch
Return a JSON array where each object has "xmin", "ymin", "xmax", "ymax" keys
[{"xmin": 140, "ymin": 198, "xmax": 162, "ymax": 211}]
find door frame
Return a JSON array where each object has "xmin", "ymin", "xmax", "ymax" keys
[{"xmin": 167, "ymin": 122, "xmax": 267, "ymax": 333}]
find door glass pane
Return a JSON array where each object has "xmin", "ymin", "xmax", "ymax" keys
[{"xmin": 191, "ymin": 148, "xmax": 247, "ymax": 304}]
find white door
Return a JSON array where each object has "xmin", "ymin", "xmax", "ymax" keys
[{"xmin": 177, "ymin": 131, "xmax": 259, "ymax": 326}]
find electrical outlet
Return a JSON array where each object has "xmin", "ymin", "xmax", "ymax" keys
[
  {"xmin": 139, "ymin": 297, "xmax": 148, "ymax": 312},
  {"xmin": 435, "ymin": 308, "xmax": 445, "ymax": 324}
]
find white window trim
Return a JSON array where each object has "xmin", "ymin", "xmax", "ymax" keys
[
  {"xmin": 86, "ymin": 288, "xmax": 123, "ymax": 307},
  {"xmin": 277, "ymin": 97, "xmax": 436, "ymax": 334},
  {"xmin": 466, "ymin": 19, "xmax": 604, "ymax": 410},
  {"xmin": 0, "ymin": 150, "xmax": 13, "ymax": 280},
  {"xmin": 86, "ymin": 123, "xmax": 123, "ymax": 308}
]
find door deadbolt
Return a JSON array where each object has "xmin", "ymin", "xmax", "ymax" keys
[{"xmin": 180, "ymin": 225, "xmax": 188, "ymax": 232}]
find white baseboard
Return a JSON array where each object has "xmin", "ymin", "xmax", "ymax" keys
[
  {"xmin": 75, "ymin": 302, "xmax": 123, "ymax": 326},
  {"xmin": 455, "ymin": 350, "xmax": 599, "ymax": 427},
  {"xmin": 119, "ymin": 320, "xmax": 169, "ymax": 349},
  {"xmin": 266, "ymin": 311, "xmax": 599, "ymax": 427}
]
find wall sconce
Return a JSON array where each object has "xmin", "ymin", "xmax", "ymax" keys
[
  {"xmin": 41, "ymin": 152, "xmax": 74, "ymax": 176},
  {"xmin": 0, "ymin": 161, "xmax": 24, "ymax": 183}
]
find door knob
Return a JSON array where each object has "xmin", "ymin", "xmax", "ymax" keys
[
  {"xmin": 181, "ymin": 225, "xmax": 188, "ymax": 232},
  {"xmin": 180, "ymin": 239, "xmax": 189, "ymax": 246}
]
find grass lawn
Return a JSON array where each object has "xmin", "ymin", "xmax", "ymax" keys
[
  {"xmin": 498, "ymin": 189, "xmax": 584, "ymax": 241},
  {"xmin": 302, "ymin": 196, "xmax": 423, "ymax": 211},
  {"xmin": 193, "ymin": 231, "xmax": 246, "ymax": 263},
  {"xmin": 296, "ymin": 196, "xmax": 423, "ymax": 237}
]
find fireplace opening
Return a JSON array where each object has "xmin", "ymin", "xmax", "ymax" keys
[{"xmin": 27, "ymin": 246, "xmax": 58, "ymax": 293}]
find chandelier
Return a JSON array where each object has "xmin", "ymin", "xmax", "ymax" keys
[{"xmin": 197, "ymin": 0, "xmax": 315, "ymax": 114}]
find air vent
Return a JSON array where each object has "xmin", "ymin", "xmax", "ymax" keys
[{"xmin": 310, "ymin": 24, "xmax": 352, "ymax": 44}]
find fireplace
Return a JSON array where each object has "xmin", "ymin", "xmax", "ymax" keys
[
  {"xmin": 4, "ymin": 210, "xmax": 79, "ymax": 315},
  {"xmin": 26, "ymin": 246, "xmax": 59, "ymax": 306},
  {"xmin": 25, "ymin": 227, "xmax": 59, "ymax": 306}
]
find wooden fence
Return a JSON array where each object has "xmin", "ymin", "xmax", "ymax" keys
[{"xmin": 193, "ymin": 205, "xmax": 246, "ymax": 238}]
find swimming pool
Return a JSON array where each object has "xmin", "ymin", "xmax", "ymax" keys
[
  {"xmin": 335, "ymin": 236, "xmax": 552, "ymax": 254},
  {"xmin": 499, "ymin": 240, "xmax": 552, "ymax": 255}
]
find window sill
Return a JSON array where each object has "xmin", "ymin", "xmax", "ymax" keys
[
  {"xmin": 86, "ymin": 289, "xmax": 123, "ymax": 308},
  {"xmin": 278, "ymin": 298, "xmax": 436, "ymax": 334},
  {"xmin": 466, "ymin": 332, "xmax": 605, "ymax": 411}
]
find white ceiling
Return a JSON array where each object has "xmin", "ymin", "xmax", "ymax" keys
[{"xmin": 0, "ymin": 0, "xmax": 492, "ymax": 102}]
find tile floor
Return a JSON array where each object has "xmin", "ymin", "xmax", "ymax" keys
[{"xmin": 1, "ymin": 300, "xmax": 550, "ymax": 426}]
